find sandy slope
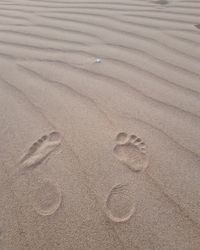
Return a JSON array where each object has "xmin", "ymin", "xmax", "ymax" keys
[{"xmin": 0, "ymin": 0, "xmax": 200, "ymax": 249}]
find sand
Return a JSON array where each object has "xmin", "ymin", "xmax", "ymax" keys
[{"xmin": 0, "ymin": 0, "xmax": 200, "ymax": 249}]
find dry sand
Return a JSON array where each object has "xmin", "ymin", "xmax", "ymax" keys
[{"xmin": 0, "ymin": 0, "xmax": 200, "ymax": 249}]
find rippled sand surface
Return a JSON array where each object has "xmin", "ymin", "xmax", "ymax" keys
[{"xmin": 0, "ymin": 0, "xmax": 200, "ymax": 249}]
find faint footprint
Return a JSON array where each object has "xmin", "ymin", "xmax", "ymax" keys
[
  {"xmin": 113, "ymin": 132, "xmax": 148, "ymax": 172},
  {"xmin": 20, "ymin": 131, "xmax": 61, "ymax": 169},
  {"xmin": 30, "ymin": 179, "xmax": 62, "ymax": 216},
  {"xmin": 12, "ymin": 170, "xmax": 62, "ymax": 216},
  {"xmin": 104, "ymin": 183, "xmax": 136, "ymax": 223}
]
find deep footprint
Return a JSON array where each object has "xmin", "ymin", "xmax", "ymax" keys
[
  {"xmin": 31, "ymin": 179, "xmax": 62, "ymax": 216},
  {"xmin": 104, "ymin": 184, "xmax": 136, "ymax": 223},
  {"xmin": 20, "ymin": 131, "xmax": 61, "ymax": 169},
  {"xmin": 114, "ymin": 132, "xmax": 148, "ymax": 172}
]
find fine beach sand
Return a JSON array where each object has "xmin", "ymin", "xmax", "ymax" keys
[{"xmin": 0, "ymin": 0, "xmax": 200, "ymax": 249}]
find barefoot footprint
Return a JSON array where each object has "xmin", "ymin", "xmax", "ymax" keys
[
  {"xmin": 31, "ymin": 179, "xmax": 62, "ymax": 216},
  {"xmin": 12, "ymin": 174, "xmax": 62, "ymax": 216},
  {"xmin": 13, "ymin": 130, "xmax": 62, "ymax": 217},
  {"xmin": 113, "ymin": 132, "xmax": 148, "ymax": 172},
  {"xmin": 20, "ymin": 131, "xmax": 62, "ymax": 169},
  {"xmin": 104, "ymin": 183, "xmax": 136, "ymax": 223},
  {"xmin": 104, "ymin": 132, "xmax": 148, "ymax": 223}
]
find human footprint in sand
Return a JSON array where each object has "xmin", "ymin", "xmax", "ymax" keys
[
  {"xmin": 12, "ymin": 131, "xmax": 62, "ymax": 217},
  {"xmin": 104, "ymin": 132, "xmax": 149, "ymax": 223},
  {"xmin": 15, "ymin": 130, "xmax": 148, "ymax": 223},
  {"xmin": 20, "ymin": 131, "xmax": 62, "ymax": 169},
  {"xmin": 113, "ymin": 132, "xmax": 148, "ymax": 172}
]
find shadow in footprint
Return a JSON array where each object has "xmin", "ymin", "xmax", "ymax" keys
[{"xmin": 114, "ymin": 132, "xmax": 148, "ymax": 172}]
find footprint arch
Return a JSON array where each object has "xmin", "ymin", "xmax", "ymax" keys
[{"xmin": 114, "ymin": 133, "xmax": 148, "ymax": 172}]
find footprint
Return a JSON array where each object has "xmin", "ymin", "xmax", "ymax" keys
[
  {"xmin": 20, "ymin": 131, "xmax": 61, "ymax": 169},
  {"xmin": 30, "ymin": 179, "xmax": 62, "ymax": 216},
  {"xmin": 104, "ymin": 184, "xmax": 136, "ymax": 223},
  {"xmin": 113, "ymin": 133, "xmax": 148, "ymax": 172},
  {"xmin": 12, "ymin": 170, "xmax": 62, "ymax": 216}
]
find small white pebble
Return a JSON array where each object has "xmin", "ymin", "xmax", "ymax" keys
[{"xmin": 95, "ymin": 58, "xmax": 101, "ymax": 63}]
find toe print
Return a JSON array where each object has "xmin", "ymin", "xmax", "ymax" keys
[
  {"xmin": 113, "ymin": 133, "xmax": 148, "ymax": 172},
  {"xmin": 115, "ymin": 132, "xmax": 129, "ymax": 144}
]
